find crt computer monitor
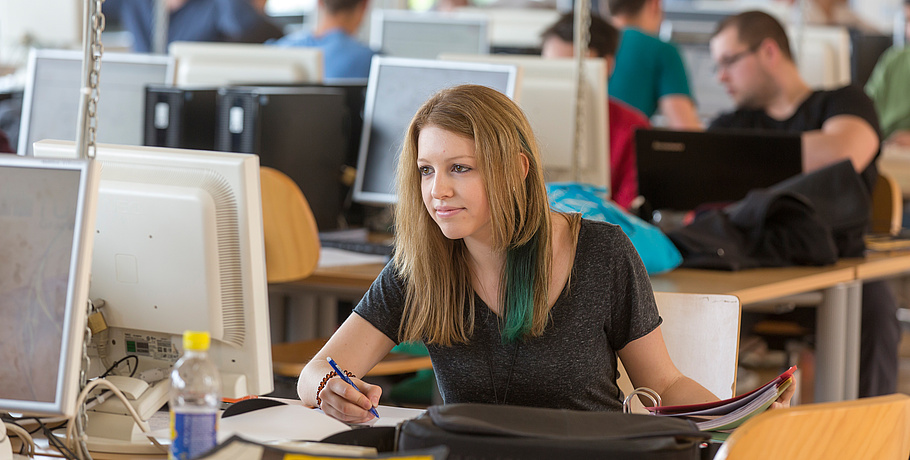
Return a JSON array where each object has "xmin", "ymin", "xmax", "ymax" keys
[
  {"xmin": 169, "ymin": 41, "xmax": 324, "ymax": 86},
  {"xmin": 17, "ymin": 49, "xmax": 173, "ymax": 156},
  {"xmin": 0, "ymin": 156, "xmax": 99, "ymax": 418},
  {"xmin": 440, "ymin": 54, "xmax": 610, "ymax": 189},
  {"xmin": 34, "ymin": 140, "xmax": 272, "ymax": 452},
  {"xmin": 353, "ymin": 56, "xmax": 518, "ymax": 205},
  {"xmin": 369, "ymin": 9, "xmax": 490, "ymax": 59}
]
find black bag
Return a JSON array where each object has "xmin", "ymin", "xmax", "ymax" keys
[
  {"xmin": 398, "ymin": 404, "xmax": 710, "ymax": 460},
  {"xmin": 765, "ymin": 159, "xmax": 871, "ymax": 257},
  {"xmin": 666, "ymin": 160, "xmax": 866, "ymax": 270},
  {"xmin": 668, "ymin": 189, "xmax": 838, "ymax": 270}
]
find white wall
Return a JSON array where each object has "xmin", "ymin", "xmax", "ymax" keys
[{"xmin": 0, "ymin": 0, "xmax": 82, "ymax": 67}]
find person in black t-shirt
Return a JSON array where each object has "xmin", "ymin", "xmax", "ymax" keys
[{"xmin": 707, "ymin": 10, "xmax": 899, "ymax": 398}]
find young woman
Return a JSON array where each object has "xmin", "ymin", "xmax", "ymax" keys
[{"xmin": 298, "ymin": 84, "xmax": 788, "ymax": 423}]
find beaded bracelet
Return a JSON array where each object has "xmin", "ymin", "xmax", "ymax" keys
[{"xmin": 315, "ymin": 369, "xmax": 356, "ymax": 408}]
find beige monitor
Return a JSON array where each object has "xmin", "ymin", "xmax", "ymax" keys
[
  {"xmin": 441, "ymin": 54, "xmax": 610, "ymax": 190},
  {"xmin": 169, "ymin": 41, "xmax": 324, "ymax": 86}
]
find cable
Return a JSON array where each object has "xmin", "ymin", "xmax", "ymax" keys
[
  {"xmin": 39, "ymin": 420, "xmax": 78, "ymax": 460},
  {"xmin": 66, "ymin": 378, "xmax": 166, "ymax": 459},
  {"xmin": 4, "ymin": 421, "xmax": 35, "ymax": 458},
  {"xmin": 84, "ymin": 355, "xmax": 142, "ymax": 408},
  {"xmin": 99, "ymin": 355, "xmax": 139, "ymax": 378}
]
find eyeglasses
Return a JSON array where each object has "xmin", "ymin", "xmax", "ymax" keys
[{"xmin": 713, "ymin": 46, "xmax": 759, "ymax": 74}]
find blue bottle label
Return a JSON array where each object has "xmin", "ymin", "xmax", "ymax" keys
[{"xmin": 169, "ymin": 411, "xmax": 217, "ymax": 460}]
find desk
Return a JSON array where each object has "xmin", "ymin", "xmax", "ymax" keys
[
  {"xmin": 270, "ymin": 263, "xmax": 386, "ymax": 341},
  {"xmin": 651, "ymin": 261, "xmax": 862, "ymax": 403},
  {"xmin": 284, "ymin": 257, "xmax": 868, "ymax": 403}
]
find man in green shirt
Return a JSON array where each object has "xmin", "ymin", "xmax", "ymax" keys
[
  {"xmin": 608, "ymin": 0, "xmax": 702, "ymax": 130},
  {"xmin": 865, "ymin": 0, "xmax": 910, "ymax": 147}
]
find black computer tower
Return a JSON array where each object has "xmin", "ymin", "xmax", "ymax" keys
[
  {"xmin": 241, "ymin": 80, "xmax": 367, "ymax": 167},
  {"xmin": 144, "ymin": 85, "xmax": 218, "ymax": 150},
  {"xmin": 215, "ymin": 86, "xmax": 349, "ymax": 230}
]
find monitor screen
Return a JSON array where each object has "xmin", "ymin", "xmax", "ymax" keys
[
  {"xmin": 18, "ymin": 49, "xmax": 173, "ymax": 156},
  {"xmin": 440, "ymin": 54, "xmax": 610, "ymax": 189},
  {"xmin": 849, "ymin": 29, "xmax": 893, "ymax": 88},
  {"xmin": 34, "ymin": 140, "xmax": 271, "ymax": 451},
  {"xmin": 677, "ymin": 43, "xmax": 734, "ymax": 122},
  {"xmin": 369, "ymin": 9, "xmax": 490, "ymax": 59},
  {"xmin": 352, "ymin": 56, "xmax": 518, "ymax": 205},
  {"xmin": 0, "ymin": 155, "xmax": 98, "ymax": 417},
  {"xmin": 169, "ymin": 41, "xmax": 323, "ymax": 86}
]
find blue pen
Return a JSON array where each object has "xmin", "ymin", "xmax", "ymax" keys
[{"xmin": 326, "ymin": 357, "xmax": 380, "ymax": 418}]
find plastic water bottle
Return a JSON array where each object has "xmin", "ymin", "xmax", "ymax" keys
[{"xmin": 169, "ymin": 331, "xmax": 221, "ymax": 460}]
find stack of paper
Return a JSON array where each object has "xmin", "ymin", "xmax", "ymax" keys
[{"xmin": 647, "ymin": 366, "xmax": 797, "ymax": 439}]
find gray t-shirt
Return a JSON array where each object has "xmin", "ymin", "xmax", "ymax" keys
[{"xmin": 353, "ymin": 219, "xmax": 660, "ymax": 411}]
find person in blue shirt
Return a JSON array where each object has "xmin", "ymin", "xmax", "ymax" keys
[
  {"xmin": 270, "ymin": 0, "xmax": 376, "ymax": 80},
  {"xmin": 608, "ymin": 0, "xmax": 701, "ymax": 129},
  {"xmin": 103, "ymin": 0, "xmax": 283, "ymax": 53}
]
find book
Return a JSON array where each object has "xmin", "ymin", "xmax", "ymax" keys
[{"xmin": 645, "ymin": 366, "xmax": 797, "ymax": 433}]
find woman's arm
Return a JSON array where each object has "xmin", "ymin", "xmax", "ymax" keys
[
  {"xmin": 617, "ymin": 327, "xmax": 794, "ymax": 408},
  {"xmin": 617, "ymin": 326, "xmax": 718, "ymax": 407},
  {"xmin": 297, "ymin": 314, "xmax": 396, "ymax": 423}
]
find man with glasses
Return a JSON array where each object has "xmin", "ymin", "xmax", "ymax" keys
[{"xmin": 708, "ymin": 10, "xmax": 898, "ymax": 399}]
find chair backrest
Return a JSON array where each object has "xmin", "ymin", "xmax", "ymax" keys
[
  {"xmin": 618, "ymin": 292, "xmax": 740, "ymax": 410},
  {"xmin": 871, "ymin": 171, "xmax": 903, "ymax": 236},
  {"xmin": 715, "ymin": 393, "xmax": 910, "ymax": 460},
  {"xmin": 260, "ymin": 166, "xmax": 320, "ymax": 283}
]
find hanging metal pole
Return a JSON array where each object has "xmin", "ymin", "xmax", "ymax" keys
[
  {"xmin": 571, "ymin": 0, "xmax": 591, "ymax": 182},
  {"xmin": 75, "ymin": 0, "xmax": 94, "ymax": 160},
  {"xmin": 75, "ymin": 0, "xmax": 106, "ymax": 160},
  {"xmin": 153, "ymin": 0, "xmax": 169, "ymax": 54}
]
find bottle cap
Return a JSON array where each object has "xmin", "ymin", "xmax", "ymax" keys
[{"xmin": 183, "ymin": 331, "xmax": 211, "ymax": 351}]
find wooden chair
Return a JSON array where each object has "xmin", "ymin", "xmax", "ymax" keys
[
  {"xmin": 261, "ymin": 167, "xmax": 433, "ymax": 382},
  {"xmin": 260, "ymin": 166, "xmax": 320, "ymax": 283},
  {"xmin": 619, "ymin": 293, "xmax": 740, "ymax": 410},
  {"xmin": 715, "ymin": 393, "xmax": 910, "ymax": 460},
  {"xmin": 871, "ymin": 171, "xmax": 903, "ymax": 236}
]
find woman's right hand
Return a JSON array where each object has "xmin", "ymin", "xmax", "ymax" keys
[{"xmin": 318, "ymin": 377, "xmax": 383, "ymax": 424}]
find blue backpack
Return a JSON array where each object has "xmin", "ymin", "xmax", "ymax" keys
[{"xmin": 547, "ymin": 183, "xmax": 682, "ymax": 274}]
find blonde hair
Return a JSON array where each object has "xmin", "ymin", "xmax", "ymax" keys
[{"xmin": 393, "ymin": 84, "xmax": 556, "ymax": 346}]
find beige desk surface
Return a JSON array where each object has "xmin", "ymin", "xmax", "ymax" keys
[
  {"xmin": 292, "ymin": 250, "xmax": 910, "ymax": 296},
  {"xmin": 284, "ymin": 263, "xmax": 386, "ymax": 292},
  {"xmin": 853, "ymin": 250, "xmax": 910, "ymax": 280},
  {"xmin": 292, "ymin": 259, "xmax": 863, "ymax": 307},
  {"xmin": 649, "ymin": 259, "xmax": 861, "ymax": 305}
]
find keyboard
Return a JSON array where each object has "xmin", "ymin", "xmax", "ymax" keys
[{"xmin": 320, "ymin": 239, "xmax": 394, "ymax": 257}]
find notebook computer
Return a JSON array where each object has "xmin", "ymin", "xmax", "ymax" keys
[{"xmin": 636, "ymin": 129, "xmax": 803, "ymax": 211}]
